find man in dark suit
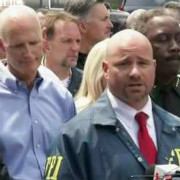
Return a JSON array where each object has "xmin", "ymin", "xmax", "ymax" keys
[
  {"xmin": 64, "ymin": 0, "xmax": 113, "ymax": 70},
  {"xmin": 133, "ymin": 8, "xmax": 180, "ymax": 117},
  {"xmin": 43, "ymin": 11, "xmax": 82, "ymax": 96},
  {"xmin": 44, "ymin": 29, "xmax": 180, "ymax": 180}
]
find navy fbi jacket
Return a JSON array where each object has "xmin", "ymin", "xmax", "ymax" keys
[{"xmin": 45, "ymin": 93, "xmax": 180, "ymax": 180}]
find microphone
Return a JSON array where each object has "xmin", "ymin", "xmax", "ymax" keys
[
  {"xmin": 172, "ymin": 171, "xmax": 180, "ymax": 180},
  {"xmin": 131, "ymin": 165, "xmax": 155, "ymax": 180},
  {"xmin": 153, "ymin": 164, "xmax": 180, "ymax": 180},
  {"xmin": 131, "ymin": 174, "xmax": 154, "ymax": 180},
  {"xmin": 131, "ymin": 164, "xmax": 180, "ymax": 180}
]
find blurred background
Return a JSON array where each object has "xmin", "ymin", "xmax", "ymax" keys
[
  {"xmin": 1, "ymin": 0, "xmax": 179, "ymax": 11},
  {"xmin": 0, "ymin": 0, "xmax": 179, "ymax": 37}
]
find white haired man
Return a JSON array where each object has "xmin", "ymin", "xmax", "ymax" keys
[{"xmin": 0, "ymin": 5, "xmax": 76, "ymax": 180}]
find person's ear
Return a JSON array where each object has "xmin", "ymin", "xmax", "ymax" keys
[
  {"xmin": 153, "ymin": 59, "xmax": 156, "ymax": 69},
  {"xmin": 0, "ymin": 37, "xmax": 6, "ymax": 53},
  {"xmin": 78, "ymin": 21, "xmax": 88, "ymax": 34},
  {"xmin": 102, "ymin": 60, "xmax": 109, "ymax": 80},
  {"xmin": 42, "ymin": 27, "xmax": 49, "ymax": 51}
]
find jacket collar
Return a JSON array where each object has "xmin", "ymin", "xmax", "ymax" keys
[
  {"xmin": 0, "ymin": 61, "xmax": 43, "ymax": 92},
  {"xmin": 153, "ymin": 102, "xmax": 180, "ymax": 127},
  {"xmin": 152, "ymin": 102, "xmax": 180, "ymax": 138},
  {"xmin": 91, "ymin": 92, "xmax": 117, "ymax": 126},
  {"xmin": 92, "ymin": 92, "xmax": 180, "ymax": 130}
]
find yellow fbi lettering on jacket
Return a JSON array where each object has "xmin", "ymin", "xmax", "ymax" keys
[
  {"xmin": 45, "ymin": 156, "xmax": 63, "ymax": 180},
  {"xmin": 168, "ymin": 148, "xmax": 180, "ymax": 165}
]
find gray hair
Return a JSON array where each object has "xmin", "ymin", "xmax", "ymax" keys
[
  {"xmin": 64, "ymin": 0, "xmax": 105, "ymax": 20},
  {"xmin": 163, "ymin": 1, "xmax": 180, "ymax": 10},
  {"xmin": 126, "ymin": 9, "xmax": 146, "ymax": 29},
  {"xmin": 0, "ymin": 5, "xmax": 40, "ymax": 41},
  {"xmin": 133, "ymin": 8, "xmax": 177, "ymax": 35}
]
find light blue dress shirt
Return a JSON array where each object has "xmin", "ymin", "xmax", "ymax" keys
[{"xmin": 0, "ymin": 62, "xmax": 76, "ymax": 180}]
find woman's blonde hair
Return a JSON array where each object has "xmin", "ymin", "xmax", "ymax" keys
[{"xmin": 75, "ymin": 38, "xmax": 109, "ymax": 111}]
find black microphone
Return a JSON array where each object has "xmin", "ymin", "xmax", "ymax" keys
[
  {"xmin": 145, "ymin": 164, "xmax": 180, "ymax": 180},
  {"xmin": 131, "ymin": 174, "xmax": 154, "ymax": 180},
  {"xmin": 171, "ymin": 170, "xmax": 180, "ymax": 180},
  {"xmin": 130, "ymin": 165, "xmax": 155, "ymax": 180},
  {"xmin": 131, "ymin": 165, "xmax": 180, "ymax": 180}
]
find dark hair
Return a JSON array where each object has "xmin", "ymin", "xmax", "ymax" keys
[{"xmin": 64, "ymin": 0, "xmax": 105, "ymax": 19}]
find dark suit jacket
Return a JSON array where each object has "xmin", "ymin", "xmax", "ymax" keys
[
  {"xmin": 0, "ymin": 154, "xmax": 10, "ymax": 180},
  {"xmin": 68, "ymin": 67, "xmax": 83, "ymax": 97},
  {"xmin": 77, "ymin": 52, "xmax": 88, "ymax": 70},
  {"xmin": 151, "ymin": 76, "xmax": 180, "ymax": 117},
  {"xmin": 45, "ymin": 92, "xmax": 180, "ymax": 180}
]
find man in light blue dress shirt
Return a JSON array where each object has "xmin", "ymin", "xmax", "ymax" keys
[{"xmin": 0, "ymin": 5, "xmax": 76, "ymax": 180}]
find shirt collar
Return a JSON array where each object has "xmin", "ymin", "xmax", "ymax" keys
[
  {"xmin": 107, "ymin": 88, "xmax": 153, "ymax": 129},
  {"xmin": 0, "ymin": 61, "xmax": 43, "ymax": 92},
  {"xmin": 0, "ymin": 61, "xmax": 17, "ymax": 91}
]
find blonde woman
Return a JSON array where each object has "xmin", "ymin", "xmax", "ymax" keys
[{"xmin": 75, "ymin": 38, "xmax": 109, "ymax": 112}]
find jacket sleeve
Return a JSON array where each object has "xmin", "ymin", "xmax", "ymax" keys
[{"xmin": 44, "ymin": 129, "xmax": 88, "ymax": 180}]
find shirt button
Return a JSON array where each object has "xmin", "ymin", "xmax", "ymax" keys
[
  {"xmin": 116, "ymin": 127, "xmax": 120, "ymax": 132},
  {"xmin": 34, "ymin": 120, "xmax": 38, "ymax": 124},
  {"xmin": 137, "ymin": 157, "xmax": 143, "ymax": 162},
  {"xmin": 122, "ymin": 132, "xmax": 126, "ymax": 136},
  {"xmin": 37, "ymin": 144, "xmax": 41, "ymax": 148}
]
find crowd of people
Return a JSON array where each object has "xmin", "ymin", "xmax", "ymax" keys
[{"xmin": 0, "ymin": 0, "xmax": 179, "ymax": 180}]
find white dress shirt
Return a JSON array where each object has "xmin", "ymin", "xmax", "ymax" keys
[{"xmin": 107, "ymin": 88, "xmax": 157, "ymax": 148}]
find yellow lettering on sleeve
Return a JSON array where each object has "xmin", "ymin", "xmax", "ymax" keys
[
  {"xmin": 45, "ymin": 157, "xmax": 52, "ymax": 175},
  {"xmin": 169, "ymin": 149, "xmax": 175, "ymax": 164},
  {"xmin": 46, "ymin": 156, "xmax": 57, "ymax": 180},
  {"xmin": 175, "ymin": 149, "xmax": 180, "ymax": 166},
  {"xmin": 51, "ymin": 156, "xmax": 63, "ymax": 180}
]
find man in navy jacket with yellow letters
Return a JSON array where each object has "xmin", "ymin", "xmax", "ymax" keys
[{"xmin": 45, "ymin": 29, "xmax": 180, "ymax": 180}]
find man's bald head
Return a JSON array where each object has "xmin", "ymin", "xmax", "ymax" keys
[
  {"xmin": 103, "ymin": 29, "xmax": 156, "ymax": 109},
  {"xmin": 0, "ymin": 5, "xmax": 41, "ymax": 42},
  {"xmin": 107, "ymin": 29, "xmax": 153, "ymax": 61}
]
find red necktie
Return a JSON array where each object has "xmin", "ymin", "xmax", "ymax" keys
[{"xmin": 135, "ymin": 112, "xmax": 157, "ymax": 165}]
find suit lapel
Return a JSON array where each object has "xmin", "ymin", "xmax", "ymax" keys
[
  {"xmin": 152, "ymin": 103, "xmax": 180, "ymax": 164},
  {"xmin": 92, "ymin": 92, "xmax": 148, "ymax": 169}
]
